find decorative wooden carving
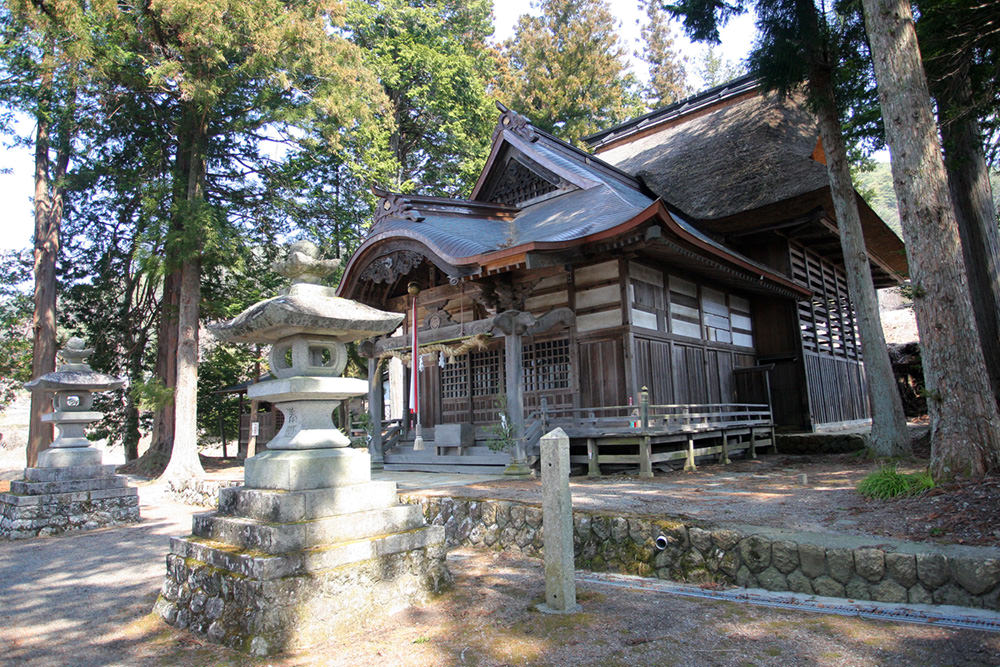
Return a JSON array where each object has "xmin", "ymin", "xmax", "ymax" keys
[
  {"xmin": 424, "ymin": 306, "xmax": 456, "ymax": 330},
  {"xmin": 489, "ymin": 159, "xmax": 559, "ymax": 207},
  {"xmin": 373, "ymin": 190, "xmax": 424, "ymax": 224},
  {"xmin": 492, "ymin": 307, "xmax": 575, "ymax": 337},
  {"xmin": 358, "ymin": 250, "xmax": 424, "ymax": 285},
  {"xmin": 494, "ymin": 104, "xmax": 539, "ymax": 143}
]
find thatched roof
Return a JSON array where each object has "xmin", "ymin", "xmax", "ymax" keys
[{"xmin": 591, "ymin": 86, "xmax": 828, "ymax": 222}]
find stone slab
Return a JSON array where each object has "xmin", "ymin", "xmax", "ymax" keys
[
  {"xmin": 23, "ymin": 465, "xmax": 118, "ymax": 482},
  {"xmin": 244, "ymin": 448, "xmax": 371, "ymax": 490},
  {"xmin": 10, "ymin": 475, "xmax": 127, "ymax": 496},
  {"xmin": 247, "ymin": 376, "xmax": 368, "ymax": 402},
  {"xmin": 217, "ymin": 481, "xmax": 398, "ymax": 522},
  {"xmin": 170, "ymin": 524, "xmax": 445, "ymax": 580},
  {"xmin": 191, "ymin": 504, "xmax": 425, "ymax": 554},
  {"xmin": 36, "ymin": 447, "xmax": 102, "ymax": 468}
]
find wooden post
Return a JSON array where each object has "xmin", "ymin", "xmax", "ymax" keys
[
  {"xmin": 639, "ymin": 387, "xmax": 652, "ymax": 478},
  {"xmin": 587, "ymin": 438, "xmax": 600, "ymax": 477},
  {"xmin": 246, "ymin": 399, "xmax": 259, "ymax": 459},
  {"xmin": 541, "ymin": 396, "xmax": 549, "ymax": 432},
  {"xmin": 218, "ymin": 413, "xmax": 227, "ymax": 458},
  {"xmin": 684, "ymin": 434, "xmax": 697, "ymax": 472},
  {"xmin": 236, "ymin": 392, "xmax": 245, "ymax": 457},
  {"xmin": 368, "ymin": 356, "xmax": 384, "ymax": 468},
  {"xmin": 504, "ymin": 330, "xmax": 530, "ymax": 475},
  {"xmin": 719, "ymin": 431, "xmax": 731, "ymax": 465}
]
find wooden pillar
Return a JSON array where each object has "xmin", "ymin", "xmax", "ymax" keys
[
  {"xmin": 368, "ymin": 357, "xmax": 384, "ymax": 468},
  {"xmin": 505, "ymin": 332, "xmax": 525, "ymax": 446}
]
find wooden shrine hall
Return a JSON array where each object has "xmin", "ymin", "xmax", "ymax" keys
[{"xmin": 336, "ymin": 76, "xmax": 908, "ymax": 475}]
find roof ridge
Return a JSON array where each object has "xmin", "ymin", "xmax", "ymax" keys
[
  {"xmin": 372, "ymin": 187, "xmax": 518, "ymax": 224},
  {"xmin": 583, "ymin": 74, "xmax": 760, "ymax": 149}
]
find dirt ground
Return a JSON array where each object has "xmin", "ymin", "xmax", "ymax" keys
[{"xmin": 13, "ymin": 548, "xmax": 995, "ymax": 667}]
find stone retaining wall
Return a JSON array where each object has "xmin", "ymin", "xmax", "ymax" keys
[
  {"xmin": 165, "ymin": 478, "xmax": 241, "ymax": 507},
  {"xmin": 0, "ymin": 493, "xmax": 140, "ymax": 539},
  {"xmin": 405, "ymin": 495, "xmax": 1000, "ymax": 610}
]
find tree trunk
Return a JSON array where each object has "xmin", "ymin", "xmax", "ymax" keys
[
  {"xmin": 936, "ymin": 70, "xmax": 1000, "ymax": 410},
  {"xmin": 27, "ymin": 108, "xmax": 57, "ymax": 468},
  {"xmin": 160, "ymin": 109, "xmax": 206, "ymax": 482},
  {"xmin": 861, "ymin": 0, "xmax": 1000, "ymax": 480},
  {"xmin": 141, "ymin": 267, "xmax": 180, "ymax": 472},
  {"xmin": 161, "ymin": 253, "xmax": 203, "ymax": 480},
  {"xmin": 811, "ymin": 69, "xmax": 910, "ymax": 456}
]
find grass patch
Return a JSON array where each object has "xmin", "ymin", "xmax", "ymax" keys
[{"xmin": 856, "ymin": 465, "xmax": 934, "ymax": 499}]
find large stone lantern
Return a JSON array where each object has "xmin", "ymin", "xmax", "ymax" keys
[
  {"xmin": 155, "ymin": 241, "xmax": 450, "ymax": 655},
  {"xmin": 0, "ymin": 338, "xmax": 140, "ymax": 539}
]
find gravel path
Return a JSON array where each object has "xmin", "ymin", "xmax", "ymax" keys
[{"xmin": 0, "ymin": 481, "xmax": 197, "ymax": 666}]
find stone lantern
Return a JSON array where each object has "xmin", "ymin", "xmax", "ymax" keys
[
  {"xmin": 0, "ymin": 338, "xmax": 139, "ymax": 539},
  {"xmin": 155, "ymin": 241, "xmax": 450, "ymax": 655}
]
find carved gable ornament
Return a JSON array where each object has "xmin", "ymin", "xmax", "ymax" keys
[
  {"xmin": 373, "ymin": 190, "xmax": 424, "ymax": 225},
  {"xmin": 493, "ymin": 103, "xmax": 539, "ymax": 143},
  {"xmin": 358, "ymin": 250, "xmax": 424, "ymax": 285}
]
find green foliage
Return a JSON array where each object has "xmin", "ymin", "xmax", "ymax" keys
[
  {"xmin": 502, "ymin": 0, "xmax": 644, "ymax": 146},
  {"xmin": 486, "ymin": 395, "xmax": 516, "ymax": 452},
  {"xmin": 856, "ymin": 464, "xmax": 935, "ymax": 499},
  {"xmin": 197, "ymin": 343, "xmax": 259, "ymax": 444},
  {"xmin": 853, "ymin": 161, "xmax": 901, "ymax": 234},
  {"xmin": 0, "ymin": 250, "xmax": 33, "ymax": 412},
  {"xmin": 346, "ymin": 0, "xmax": 498, "ymax": 196},
  {"xmin": 697, "ymin": 44, "xmax": 746, "ymax": 88},
  {"xmin": 639, "ymin": 0, "xmax": 692, "ymax": 108}
]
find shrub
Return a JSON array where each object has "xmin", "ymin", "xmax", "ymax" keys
[{"xmin": 857, "ymin": 464, "xmax": 934, "ymax": 499}]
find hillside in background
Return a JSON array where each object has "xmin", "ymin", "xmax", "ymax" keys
[{"xmin": 855, "ymin": 161, "xmax": 1000, "ymax": 237}]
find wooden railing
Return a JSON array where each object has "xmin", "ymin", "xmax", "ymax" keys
[{"xmin": 380, "ymin": 418, "xmax": 404, "ymax": 454}]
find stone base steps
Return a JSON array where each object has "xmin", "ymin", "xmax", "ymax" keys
[{"xmin": 192, "ymin": 504, "xmax": 425, "ymax": 554}]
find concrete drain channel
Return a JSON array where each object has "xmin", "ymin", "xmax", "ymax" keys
[{"xmin": 576, "ymin": 571, "xmax": 1000, "ymax": 633}]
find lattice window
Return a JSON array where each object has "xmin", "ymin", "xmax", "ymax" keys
[
  {"xmin": 790, "ymin": 242, "xmax": 861, "ymax": 360},
  {"xmin": 440, "ymin": 354, "xmax": 469, "ymax": 399},
  {"xmin": 470, "ymin": 348, "xmax": 503, "ymax": 396},
  {"xmin": 523, "ymin": 338, "xmax": 571, "ymax": 393},
  {"xmin": 489, "ymin": 159, "xmax": 559, "ymax": 206}
]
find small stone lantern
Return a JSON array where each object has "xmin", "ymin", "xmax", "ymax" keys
[
  {"xmin": 1, "ymin": 337, "xmax": 139, "ymax": 539},
  {"xmin": 24, "ymin": 337, "xmax": 124, "ymax": 468}
]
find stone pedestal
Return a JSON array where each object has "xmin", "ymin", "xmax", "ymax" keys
[
  {"xmin": 156, "ymin": 241, "xmax": 443, "ymax": 656},
  {"xmin": 0, "ymin": 464, "xmax": 140, "ymax": 539},
  {"xmin": 155, "ymin": 473, "xmax": 450, "ymax": 655}
]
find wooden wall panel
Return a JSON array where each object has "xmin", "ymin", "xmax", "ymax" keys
[
  {"xmin": 579, "ymin": 338, "xmax": 626, "ymax": 408},
  {"xmin": 634, "ymin": 338, "xmax": 673, "ymax": 404}
]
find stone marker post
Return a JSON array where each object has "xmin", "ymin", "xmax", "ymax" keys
[{"xmin": 538, "ymin": 427, "xmax": 581, "ymax": 614}]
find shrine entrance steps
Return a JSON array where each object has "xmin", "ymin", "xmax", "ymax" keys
[{"xmin": 384, "ymin": 442, "xmax": 511, "ymax": 475}]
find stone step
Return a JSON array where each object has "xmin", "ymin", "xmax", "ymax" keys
[
  {"xmin": 9, "ymin": 475, "xmax": 128, "ymax": 496},
  {"xmin": 383, "ymin": 463, "xmax": 509, "ymax": 475},
  {"xmin": 385, "ymin": 452, "xmax": 510, "ymax": 465},
  {"xmin": 24, "ymin": 465, "xmax": 119, "ymax": 482},
  {"xmin": 217, "ymin": 481, "xmax": 399, "ymax": 523},
  {"xmin": 170, "ymin": 524, "xmax": 445, "ymax": 580},
  {"xmin": 191, "ymin": 504, "xmax": 425, "ymax": 554}
]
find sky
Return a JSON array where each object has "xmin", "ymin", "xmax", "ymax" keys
[{"xmin": 0, "ymin": 2, "xmax": 758, "ymax": 253}]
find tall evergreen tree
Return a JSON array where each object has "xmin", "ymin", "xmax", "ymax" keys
[
  {"xmin": 502, "ymin": 0, "xmax": 644, "ymax": 145},
  {"xmin": 639, "ymin": 0, "xmax": 691, "ymax": 108},
  {"xmin": 346, "ymin": 0, "xmax": 497, "ymax": 196},
  {"xmin": 669, "ymin": 0, "xmax": 910, "ymax": 456},
  {"xmin": 862, "ymin": 0, "xmax": 1000, "ymax": 480},
  {"xmin": 0, "ymin": 0, "xmax": 95, "ymax": 466}
]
